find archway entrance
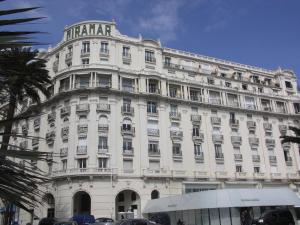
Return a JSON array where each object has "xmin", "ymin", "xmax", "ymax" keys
[
  {"xmin": 73, "ymin": 191, "xmax": 91, "ymax": 215},
  {"xmin": 115, "ymin": 190, "xmax": 141, "ymax": 220},
  {"xmin": 42, "ymin": 194, "xmax": 55, "ymax": 218}
]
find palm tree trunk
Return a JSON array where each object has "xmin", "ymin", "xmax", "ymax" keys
[{"xmin": 0, "ymin": 95, "xmax": 16, "ymax": 154}]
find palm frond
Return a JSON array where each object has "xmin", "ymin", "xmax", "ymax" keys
[{"xmin": 0, "ymin": 7, "xmax": 41, "ymax": 16}]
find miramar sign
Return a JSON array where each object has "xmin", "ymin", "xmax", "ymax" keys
[{"xmin": 64, "ymin": 22, "xmax": 113, "ymax": 41}]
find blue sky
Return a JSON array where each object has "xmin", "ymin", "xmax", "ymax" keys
[{"xmin": 3, "ymin": 0, "xmax": 300, "ymax": 81}]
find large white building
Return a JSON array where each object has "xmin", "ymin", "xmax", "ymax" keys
[{"xmin": 12, "ymin": 20, "xmax": 300, "ymax": 225}]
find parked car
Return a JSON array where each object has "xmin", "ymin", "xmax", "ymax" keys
[
  {"xmin": 252, "ymin": 208, "xmax": 295, "ymax": 225},
  {"xmin": 114, "ymin": 219, "xmax": 159, "ymax": 225},
  {"xmin": 93, "ymin": 218, "xmax": 114, "ymax": 225},
  {"xmin": 71, "ymin": 215, "xmax": 95, "ymax": 225},
  {"xmin": 38, "ymin": 218, "xmax": 58, "ymax": 225}
]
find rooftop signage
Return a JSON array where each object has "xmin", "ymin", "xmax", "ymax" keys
[{"xmin": 64, "ymin": 22, "xmax": 113, "ymax": 41}]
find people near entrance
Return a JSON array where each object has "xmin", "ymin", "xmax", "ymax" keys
[
  {"xmin": 121, "ymin": 215, "xmax": 125, "ymax": 220},
  {"xmin": 240, "ymin": 207, "xmax": 253, "ymax": 225},
  {"xmin": 176, "ymin": 219, "xmax": 184, "ymax": 225}
]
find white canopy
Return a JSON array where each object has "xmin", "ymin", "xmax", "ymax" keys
[{"xmin": 143, "ymin": 188, "xmax": 300, "ymax": 213}]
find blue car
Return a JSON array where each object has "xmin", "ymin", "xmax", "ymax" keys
[{"xmin": 71, "ymin": 215, "xmax": 95, "ymax": 225}]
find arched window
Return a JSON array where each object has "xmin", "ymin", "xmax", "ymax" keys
[
  {"xmin": 131, "ymin": 192, "xmax": 136, "ymax": 201},
  {"xmin": 117, "ymin": 193, "xmax": 124, "ymax": 202},
  {"xmin": 151, "ymin": 190, "xmax": 159, "ymax": 199},
  {"xmin": 122, "ymin": 118, "xmax": 132, "ymax": 131}
]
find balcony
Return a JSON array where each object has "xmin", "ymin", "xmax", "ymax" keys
[
  {"xmin": 98, "ymin": 146, "xmax": 109, "ymax": 154},
  {"xmin": 287, "ymin": 173, "xmax": 300, "ymax": 180},
  {"xmin": 78, "ymin": 124, "xmax": 88, "ymax": 135},
  {"xmin": 164, "ymin": 62, "xmax": 180, "ymax": 70},
  {"xmin": 262, "ymin": 106, "xmax": 272, "ymax": 112},
  {"xmin": 61, "ymin": 127, "xmax": 69, "ymax": 141},
  {"xmin": 194, "ymin": 171, "xmax": 209, "ymax": 179},
  {"xmin": 234, "ymin": 153, "xmax": 243, "ymax": 162},
  {"xmin": 121, "ymin": 105, "xmax": 134, "ymax": 116},
  {"xmin": 60, "ymin": 147, "xmax": 68, "ymax": 157},
  {"xmin": 52, "ymin": 167, "xmax": 117, "ymax": 178},
  {"xmin": 263, "ymin": 123, "xmax": 272, "ymax": 132},
  {"xmin": 75, "ymin": 82, "xmax": 90, "ymax": 89},
  {"xmin": 215, "ymin": 171, "xmax": 228, "ymax": 179},
  {"xmin": 98, "ymin": 124, "xmax": 109, "ymax": 133},
  {"xmin": 65, "ymin": 52, "xmax": 73, "ymax": 63},
  {"xmin": 121, "ymin": 126, "xmax": 135, "ymax": 136},
  {"xmin": 271, "ymin": 173, "xmax": 282, "ymax": 180},
  {"xmin": 227, "ymin": 101, "xmax": 239, "ymax": 108},
  {"xmin": 60, "ymin": 106, "xmax": 71, "ymax": 117},
  {"xmin": 191, "ymin": 114, "xmax": 201, "ymax": 123},
  {"xmin": 147, "ymin": 128, "xmax": 160, "ymax": 137},
  {"xmin": 47, "ymin": 112, "xmax": 56, "ymax": 123},
  {"xmin": 76, "ymin": 104, "xmax": 90, "ymax": 114},
  {"xmin": 266, "ymin": 139, "xmax": 275, "ymax": 149},
  {"xmin": 212, "ymin": 134, "xmax": 223, "ymax": 143},
  {"xmin": 286, "ymin": 157, "xmax": 293, "ymax": 166},
  {"xmin": 172, "ymin": 170, "xmax": 186, "ymax": 179},
  {"xmin": 170, "ymin": 130, "xmax": 183, "ymax": 140},
  {"xmin": 100, "ymin": 48, "xmax": 109, "ymax": 57},
  {"xmin": 148, "ymin": 149, "xmax": 160, "ymax": 157},
  {"xmin": 269, "ymin": 156, "xmax": 277, "ymax": 165},
  {"xmin": 80, "ymin": 49, "xmax": 90, "ymax": 57},
  {"xmin": 173, "ymin": 152, "xmax": 183, "ymax": 160},
  {"xmin": 95, "ymin": 81, "xmax": 111, "ymax": 88},
  {"xmin": 208, "ymin": 98, "xmax": 222, "ymax": 105},
  {"xmin": 215, "ymin": 153, "xmax": 224, "ymax": 164},
  {"xmin": 249, "ymin": 137, "xmax": 259, "ymax": 147},
  {"xmin": 145, "ymin": 57, "xmax": 156, "ymax": 64},
  {"xmin": 229, "ymin": 119, "xmax": 239, "ymax": 129},
  {"xmin": 123, "ymin": 148, "xmax": 134, "ymax": 156},
  {"xmin": 32, "ymin": 138, "xmax": 39, "ymax": 147},
  {"xmin": 231, "ymin": 136, "xmax": 242, "ymax": 147},
  {"xmin": 122, "ymin": 53, "xmax": 131, "ymax": 63},
  {"xmin": 77, "ymin": 145, "xmax": 87, "ymax": 155},
  {"xmin": 122, "ymin": 85, "xmax": 135, "ymax": 93},
  {"xmin": 190, "ymin": 95, "xmax": 203, "ymax": 102},
  {"xmin": 96, "ymin": 103, "xmax": 110, "ymax": 113},
  {"xmin": 53, "ymin": 60, "xmax": 58, "ymax": 73},
  {"xmin": 244, "ymin": 103, "xmax": 256, "ymax": 110},
  {"xmin": 193, "ymin": 133, "xmax": 204, "ymax": 142},
  {"xmin": 169, "ymin": 112, "xmax": 181, "ymax": 120},
  {"xmin": 252, "ymin": 155, "xmax": 260, "ymax": 162},
  {"xmin": 235, "ymin": 172, "xmax": 247, "ymax": 180},
  {"xmin": 194, "ymin": 152, "xmax": 204, "ymax": 162},
  {"xmin": 45, "ymin": 131, "xmax": 55, "ymax": 145},
  {"xmin": 147, "ymin": 110, "xmax": 158, "ymax": 117},
  {"xmin": 253, "ymin": 172, "xmax": 265, "ymax": 180},
  {"xmin": 33, "ymin": 118, "xmax": 40, "ymax": 130},
  {"xmin": 211, "ymin": 117, "xmax": 221, "ymax": 126},
  {"xmin": 247, "ymin": 121, "xmax": 256, "ymax": 131},
  {"xmin": 278, "ymin": 125, "xmax": 287, "ymax": 135},
  {"xmin": 282, "ymin": 142, "xmax": 291, "ymax": 150}
]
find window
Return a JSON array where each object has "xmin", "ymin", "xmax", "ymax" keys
[
  {"xmin": 244, "ymin": 96, "xmax": 256, "ymax": 109},
  {"xmin": 123, "ymin": 139, "xmax": 132, "ymax": 151},
  {"xmin": 236, "ymin": 165, "xmax": 242, "ymax": 172},
  {"xmin": 78, "ymin": 158, "xmax": 86, "ymax": 169},
  {"xmin": 148, "ymin": 141, "xmax": 159, "ymax": 154},
  {"xmin": 151, "ymin": 190, "xmax": 159, "ymax": 199},
  {"xmin": 225, "ymin": 82, "xmax": 231, "ymax": 87},
  {"xmin": 258, "ymin": 87, "xmax": 264, "ymax": 93},
  {"xmin": 229, "ymin": 112, "xmax": 236, "ymax": 123},
  {"xmin": 148, "ymin": 79, "xmax": 158, "ymax": 93},
  {"xmin": 122, "ymin": 118, "xmax": 132, "ymax": 131},
  {"xmin": 145, "ymin": 50, "xmax": 155, "ymax": 63},
  {"xmin": 285, "ymin": 81, "xmax": 293, "ymax": 89},
  {"xmin": 172, "ymin": 143, "xmax": 181, "ymax": 156},
  {"xmin": 170, "ymin": 105, "xmax": 178, "ymax": 116},
  {"xmin": 131, "ymin": 192, "xmax": 136, "ymax": 201},
  {"xmin": 242, "ymin": 84, "xmax": 248, "ymax": 90},
  {"xmin": 98, "ymin": 136, "xmax": 108, "ymax": 150},
  {"xmin": 147, "ymin": 101, "xmax": 157, "ymax": 113},
  {"xmin": 294, "ymin": 103, "xmax": 300, "ymax": 114},
  {"xmin": 207, "ymin": 78, "xmax": 214, "ymax": 85},
  {"xmin": 169, "ymin": 85, "xmax": 180, "ymax": 98},
  {"xmin": 164, "ymin": 57, "xmax": 171, "ymax": 66},
  {"xmin": 67, "ymin": 45, "xmax": 73, "ymax": 54},
  {"xmin": 62, "ymin": 159, "xmax": 67, "ymax": 171},
  {"xmin": 254, "ymin": 166, "xmax": 260, "ymax": 173},
  {"xmin": 117, "ymin": 193, "xmax": 124, "ymax": 202},
  {"xmin": 59, "ymin": 77, "xmax": 70, "ymax": 91},
  {"xmin": 214, "ymin": 144, "xmax": 223, "ymax": 158},
  {"xmin": 194, "ymin": 143, "xmax": 202, "ymax": 156},
  {"xmin": 78, "ymin": 136, "xmax": 87, "ymax": 146},
  {"xmin": 100, "ymin": 42, "xmax": 109, "ymax": 54},
  {"xmin": 82, "ymin": 41, "xmax": 90, "ymax": 53},
  {"xmin": 82, "ymin": 58, "xmax": 89, "ymax": 65},
  {"xmin": 98, "ymin": 158, "xmax": 107, "ymax": 168},
  {"xmin": 122, "ymin": 46, "xmax": 130, "ymax": 57},
  {"xmin": 122, "ymin": 78, "xmax": 134, "ymax": 92},
  {"xmin": 192, "ymin": 125, "xmax": 200, "ymax": 137}
]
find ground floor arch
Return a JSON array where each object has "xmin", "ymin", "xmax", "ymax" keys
[
  {"xmin": 115, "ymin": 189, "xmax": 141, "ymax": 220},
  {"xmin": 42, "ymin": 193, "xmax": 55, "ymax": 218},
  {"xmin": 73, "ymin": 191, "xmax": 91, "ymax": 216}
]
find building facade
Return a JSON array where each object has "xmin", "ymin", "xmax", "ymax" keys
[{"xmin": 12, "ymin": 20, "xmax": 300, "ymax": 224}]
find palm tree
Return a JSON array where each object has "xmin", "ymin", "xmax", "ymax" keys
[
  {"xmin": 0, "ymin": 0, "xmax": 45, "ymax": 49},
  {"xmin": 280, "ymin": 126, "xmax": 300, "ymax": 144}
]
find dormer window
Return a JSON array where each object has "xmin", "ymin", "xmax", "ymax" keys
[
  {"xmin": 285, "ymin": 81, "xmax": 293, "ymax": 89},
  {"xmin": 145, "ymin": 50, "xmax": 155, "ymax": 63}
]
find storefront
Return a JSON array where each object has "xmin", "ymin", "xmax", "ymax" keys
[{"xmin": 143, "ymin": 188, "xmax": 300, "ymax": 225}]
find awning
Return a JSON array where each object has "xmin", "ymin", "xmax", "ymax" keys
[{"xmin": 143, "ymin": 188, "xmax": 300, "ymax": 213}]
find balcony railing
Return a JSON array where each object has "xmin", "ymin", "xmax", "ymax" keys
[
  {"xmin": 229, "ymin": 119, "xmax": 239, "ymax": 129},
  {"xmin": 80, "ymin": 49, "xmax": 90, "ymax": 57},
  {"xmin": 231, "ymin": 136, "xmax": 242, "ymax": 147},
  {"xmin": 265, "ymin": 139, "xmax": 275, "ymax": 148},
  {"xmin": 123, "ymin": 148, "xmax": 134, "ymax": 156},
  {"xmin": 60, "ymin": 106, "xmax": 71, "ymax": 117},
  {"xmin": 208, "ymin": 98, "xmax": 222, "ymax": 105},
  {"xmin": 191, "ymin": 114, "xmax": 201, "ymax": 123},
  {"xmin": 122, "ymin": 53, "xmax": 131, "ymax": 63},
  {"xmin": 169, "ymin": 112, "xmax": 181, "ymax": 120},
  {"xmin": 263, "ymin": 123, "xmax": 272, "ymax": 131},
  {"xmin": 148, "ymin": 149, "xmax": 160, "ymax": 157},
  {"xmin": 148, "ymin": 87, "xmax": 160, "ymax": 94},
  {"xmin": 33, "ymin": 118, "xmax": 40, "ymax": 130},
  {"xmin": 253, "ymin": 172, "xmax": 265, "ymax": 179},
  {"xmin": 244, "ymin": 103, "xmax": 256, "ymax": 110},
  {"xmin": 98, "ymin": 124, "xmax": 109, "ymax": 132},
  {"xmin": 145, "ymin": 57, "xmax": 156, "ymax": 64},
  {"xmin": 235, "ymin": 172, "xmax": 247, "ymax": 179},
  {"xmin": 262, "ymin": 106, "xmax": 272, "ymax": 112},
  {"xmin": 100, "ymin": 48, "xmax": 109, "ymax": 57},
  {"xmin": 278, "ymin": 125, "xmax": 287, "ymax": 135},
  {"xmin": 269, "ymin": 156, "xmax": 277, "ymax": 164},
  {"xmin": 249, "ymin": 137, "xmax": 259, "ymax": 147},
  {"xmin": 247, "ymin": 121, "xmax": 256, "ymax": 130},
  {"xmin": 195, "ymin": 152, "xmax": 204, "ymax": 161},
  {"xmin": 215, "ymin": 171, "xmax": 227, "ymax": 179},
  {"xmin": 212, "ymin": 134, "xmax": 223, "ymax": 143},
  {"xmin": 170, "ymin": 130, "xmax": 183, "ymax": 140},
  {"xmin": 121, "ymin": 105, "xmax": 134, "ymax": 116},
  {"xmin": 121, "ymin": 126, "xmax": 135, "ymax": 136},
  {"xmin": 227, "ymin": 101, "xmax": 239, "ymax": 107},
  {"xmin": 96, "ymin": 103, "xmax": 110, "ymax": 112},
  {"xmin": 77, "ymin": 145, "xmax": 87, "ymax": 155},
  {"xmin": 61, "ymin": 127, "xmax": 69, "ymax": 141},
  {"xmin": 47, "ymin": 112, "xmax": 56, "ymax": 123},
  {"xmin": 211, "ymin": 117, "xmax": 221, "ymax": 125},
  {"xmin": 60, "ymin": 147, "xmax": 68, "ymax": 157},
  {"xmin": 75, "ymin": 82, "xmax": 90, "ymax": 89},
  {"xmin": 98, "ymin": 146, "xmax": 108, "ymax": 154},
  {"xmin": 147, "ymin": 128, "xmax": 160, "ymax": 136},
  {"xmin": 234, "ymin": 153, "xmax": 243, "ymax": 161},
  {"xmin": 76, "ymin": 104, "xmax": 89, "ymax": 113},
  {"xmin": 252, "ymin": 155, "xmax": 260, "ymax": 162},
  {"xmin": 122, "ymin": 85, "xmax": 135, "ymax": 92},
  {"xmin": 46, "ymin": 131, "xmax": 55, "ymax": 145},
  {"xmin": 95, "ymin": 81, "xmax": 111, "ymax": 88},
  {"xmin": 52, "ymin": 167, "xmax": 117, "ymax": 178},
  {"xmin": 78, "ymin": 124, "xmax": 88, "ymax": 134},
  {"xmin": 192, "ymin": 133, "xmax": 204, "ymax": 142}
]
